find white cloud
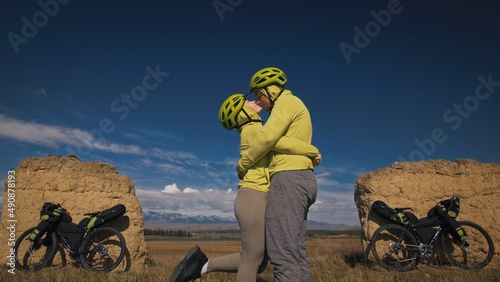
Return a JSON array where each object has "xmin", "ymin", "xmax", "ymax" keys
[
  {"xmin": 0, "ymin": 114, "xmax": 87, "ymax": 148},
  {"xmin": 226, "ymin": 188, "xmax": 232, "ymax": 194},
  {"xmin": 156, "ymin": 163, "xmax": 190, "ymax": 175},
  {"xmin": 122, "ymin": 129, "xmax": 181, "ymax": 144},
  {"xmin": 136, "ymin": 187, "xmax": 236, "ymax": 216},
  {"xmin": 161, "ymin": 183, "xmax": 199, "ymax": 194},
  {"xmin": 308, "ymin": 189, "xmax": 360, "ymax": 226},
  {"xmin": 150, "ymin": 147, "xmax": 198, "ymax": 162},
  {"xmin": 316, "ymin": 165, "xmax": 367, "ymax": 178},
  {"xmin": 0, "ymin": 115, "xmax": 202, "ymax": 165},
  {"xmin": 162, "ymin": 183, "xmax": 181, "ymax": 194},
  {"xmin": 183, "ymin": 187, "xmax": 198, "ymax": 193},
  {"xmin": 140, "ymin": 158, "xmax": 153, "ymax": 166},
  {"xmin": 0, "ymin": 114, "xmax": 145, "ymax": 155}
]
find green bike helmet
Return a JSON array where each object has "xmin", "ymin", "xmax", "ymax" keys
[
  {"xmin": 219, "ymin": 94, "xmax": 246, "ymax": 130},
  {"xmin": 249, "ymin": 67, "xmax": 287, "ymax": 91}
]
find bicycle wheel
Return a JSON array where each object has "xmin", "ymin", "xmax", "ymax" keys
[
  {"xmin": 440, "ymin": 221, "xmax": 494, "ymax": 269},
  {"xmin": 14, "ymin": 227, "xmax": 58, "ymax": 271},
  {"xmin": 79, "ymin": 227, "xmax": 126, "ymax": 272},
  {"xmin": 371, "ymin": 224, "xmax": 419, "ymax": 272}
]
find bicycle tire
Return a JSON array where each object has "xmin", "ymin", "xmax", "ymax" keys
[
  {"xmin": 79, "ymin": 226, "xmax": 126, "ymax": 272},
  {"xmin": 14, "ymin": 227, "xmax": 58, "ymax": 271},
  {"xmin": 440, "ymin": 221, "xmax": 495, "ymax": 269},
  {"xmin": 371, "ymin": 224, "xmax": 419, "ymax": 272}
]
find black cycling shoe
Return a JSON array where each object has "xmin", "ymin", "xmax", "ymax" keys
[{"xmin": 169, "ymin": 245, "xmax": 208, "ymax": 282}]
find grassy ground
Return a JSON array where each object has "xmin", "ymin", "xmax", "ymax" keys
[{"xmin": 2, "ymin": 236, "xmax": 499, "ymax": 281}]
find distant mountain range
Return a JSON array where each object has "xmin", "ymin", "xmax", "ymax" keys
[
  {"xmin": 0, "ymin": 209, "xmax": 358, "ymax": 230},
  {"xmin": 142, "ymin": 211, "xmax": 359, "ymax": 231},
  {"xmin": 144, "ymin": 211, "xmax": 238, "ymax": 225}
]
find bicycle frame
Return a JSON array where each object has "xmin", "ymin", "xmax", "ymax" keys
[
  {"xmin": 53, "ymin": 228, "xmax": 86, "ymax": 259},
  {"xmin": 399, "ymin": 224, "xmax": 445, "ymax": 260}
]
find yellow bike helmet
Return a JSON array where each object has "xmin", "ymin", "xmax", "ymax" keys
[
  {"xmin": 249, "ymin": 67, "xmax": 287, "ymax": 91},
  {"xmin": 219, "ymin": 94, "xmax": 246, "ymax": 130}
]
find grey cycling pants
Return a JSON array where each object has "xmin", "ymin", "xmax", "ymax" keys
[{"xmin": 266, "ymin": 170, "xmax": 317, "ymax": 282}]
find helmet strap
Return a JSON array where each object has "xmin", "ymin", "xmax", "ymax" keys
[
  {"xmin": 236, "ymin": 108, "xmax": 263, "ymax": 129},
  {"xmin": 265, "ymin": 85, "xmax": 285, "ymax": 108}
]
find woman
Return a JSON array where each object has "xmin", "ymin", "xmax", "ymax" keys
[{"xmin": 169, "ymin": 94, "xmax": 321, "ymax": 282}]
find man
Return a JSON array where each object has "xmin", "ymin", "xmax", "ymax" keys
[{"xmin": 237, "ymin": 67, "xmax": 320, "ymax": 281}]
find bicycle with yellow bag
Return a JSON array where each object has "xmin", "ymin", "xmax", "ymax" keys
[
  {"xmin": 14, "ymin": 202, "xmax": 127, "ymax": 272},
  {"xmin": 370, "ymin": 196, "xmax": 494, "ymax": 271}
]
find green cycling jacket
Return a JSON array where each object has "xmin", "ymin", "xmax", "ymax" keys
[
  {"xmin": 237, "ymin": 104, "xmax": 318, "ymax": 192},
  {"xmin": 238, "ymin": 90, "xmax": 316, "ymax": 176}
]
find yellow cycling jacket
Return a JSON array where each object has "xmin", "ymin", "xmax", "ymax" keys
[
  {"xmin": 237, "ymin": 103, "xmax": 318, "ymax": 192},
  {"xmin": 238, "ymin": 90, "xmax": 315, "ymax": 176}
]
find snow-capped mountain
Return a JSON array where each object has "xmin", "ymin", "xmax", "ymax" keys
[
  {"xmin": 143, "ymin": 211, "xmax": 238, "ymax": 225},
  {"xmin": 142, "ymin": 211, "xmax": 357, "ymax": 230}
]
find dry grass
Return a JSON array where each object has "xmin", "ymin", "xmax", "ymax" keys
[{"xmin": 2, "ymin": 237, "xmax": 499, "ymax": 281}]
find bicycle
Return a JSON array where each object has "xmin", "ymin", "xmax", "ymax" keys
[
  {"xmin": 370, "ymin": 196, "xmax": 494, "ymax": 272},
  {"xmin": 14, "ymin": 203, "xmax": 127, "ymax": 272}
]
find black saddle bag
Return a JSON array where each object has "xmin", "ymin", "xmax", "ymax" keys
[{"xmin": 79, "ymin": 204, "xmax": 126, "ymax": 229}]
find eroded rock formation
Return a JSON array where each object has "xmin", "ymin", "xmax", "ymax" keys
[{"xmin": 1, "ymin": 155, "xmax": 148, "ymax": 271}]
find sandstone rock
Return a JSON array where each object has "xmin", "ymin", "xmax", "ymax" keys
[
  {"xmin": 1, "ymin": 155, "xmax": 148, "ymax": 272},
  {"xmin": 355, "ymin": 159, "xmax": 500, "ymax": 268}
]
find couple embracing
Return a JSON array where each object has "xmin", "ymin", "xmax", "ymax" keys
[{"xmin": 170, "ymin": 67, "xmax": 321, "ymax": 282}]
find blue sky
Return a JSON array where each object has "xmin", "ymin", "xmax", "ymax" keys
[{"xmin": 1, "ymin": 0, "xmax": 499, "ymax": 226}]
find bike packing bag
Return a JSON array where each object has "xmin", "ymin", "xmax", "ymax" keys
[
  {"xmin": 56, "ymin": 221, "xmax": 86, "ymax": 251},
  {"xmin": 32, "ymin": 202, "xmax": 72, "ymax": 243},
  {"xmin": 442, "ymin": 215, "xmax": 468, "ymax": 243},
  {"xmin": 85, "ymin": 204, "xmax": 126, "ymax": 229},
  {"xmin": 29, "ymin": 220, "xmax": 52, "ymax": 243},
  {"xmin": 404, "ymin": 211, "xmax": 419, "ymax": 225},
  {"xmin": 371, "ymin": 200, "xmax": 411, "ymax": 225},
  {"xmin": 40, "ymin": 202, "xmax": 72, "ymax": 224},
  {"xmin": 427, "ymin": 197, "xmax": 460, "ymax": 218},
  {"xmin": 413, "ymin": 216, "xmax": 441, "ymax": 244}
]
